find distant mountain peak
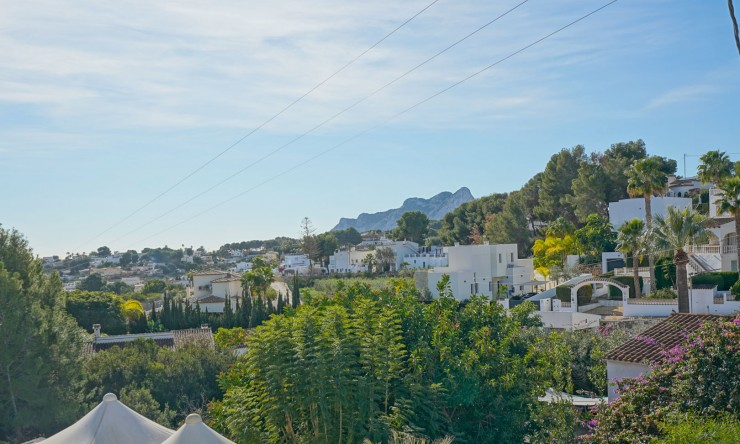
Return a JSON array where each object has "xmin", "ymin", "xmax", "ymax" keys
[{"xmin": 332, "ymin": 187, "xmax": 474, "ymax": 232}]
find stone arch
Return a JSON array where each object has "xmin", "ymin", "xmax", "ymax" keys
[{"xmin": 569, "ymin": 277, "xmax": 630, "ymax": 311}]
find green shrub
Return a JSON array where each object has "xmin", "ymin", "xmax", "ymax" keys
[
  {"xmin": 645, "ymin": 288, "xmax": 677, "ymax": 299},
  {"xmin": 655, "ymin": 256, "xmax": 676, "ymax": 290},
  {"xmin": 731, "ymin": 280, "xmax": 740, "ymax": 301},
  {"xmin": 555, "ymin": 285, "xmax": 593, "ymax": 305},
  {"xmin": 555, "ymin": 285, "xmax": 571, "ymax": 302},
  {"xmin": 691, "ymin": 272, "xmax": 738, "ymax": 291},
  {"xmin": 577, "ymin": 285, "xmax": 593, "ymax": 305},
  {"xmin": 608, "ymin": 276, "xmax": 642, "ymax": 299}
]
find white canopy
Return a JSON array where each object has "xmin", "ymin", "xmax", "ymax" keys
[
  {"xmin": 43, "ymin": 393, "xmax": 174, "ymax": 444},
  {"xmin": 161, "ymin": 414, "xmax": 234, "ymax": 444}
]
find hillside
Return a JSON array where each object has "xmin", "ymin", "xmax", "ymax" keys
[{"xmin": 332, "ymin": 187, "xmax": 474, "ymax": 232}]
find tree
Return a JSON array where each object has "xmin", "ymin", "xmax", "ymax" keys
[
  {"xmin": 653, "ymin": 207, "xmax": 708, "ymax": 313},
  {"xmin": 0, "ymin": 227, "xmax": 85, "ymax": 442},
  {"xmin": 617, "ymin": 219, "xmax": 646, "ymax": 299},
  {"xmin": 627, "ymin": 156, "xmax": 670, "ymax": 293},
  {"xmin": 121, "ymin": 299, "xmax": 147, "ymax": 333},
  {"xmin": 574, "ymin": 213, "xmax": 617, "ymax": 261},
  {"xmin": 392, "ymin": 211, "xmax": 430, "ymax": 244},
  {"xmin": 439, "ymin": 193, "xmax": 508, "ymax": 245},
  {"xmin": 362, "ymin": 253, "xmax": 377, "ymax": 274},
  {"xmin": 300, "ymin": 217, "xmax": 319, "ymax": 271},
  {"xmin": 568, "ymin": 162, "xmax": 609, "ymax": 222},
  {"xmin": 143, "ymin": 279, "xmax": 167, "ymax": 294},
  {"xmin": 485, "ymin": 191, "xmax": 533, "ymax": 253},
  {"xmin": 697, "ymin": 150, "xmax": 733, "ymax": 186},
  {"xmin": 375, "ymin": 247, "xmax": 396, "ymax": 272},
  {"xmin": 77, "ymin": 272, "xmax": 106, "ymax": 291},
  {"xmin": 316, "ymin": 232, "xmax": 339, "ymax": 267},
  {"xmin": 97, "ymin": 245, "xmax": 112, "ymax": 257},
  {"xmin": 600, "ymin": 140, "xmax": 647, "ymax": 202},
  {"xmin": 66, "ymin": 291, "xmax": 128, "ymax": 334},
  {"xmin": 535, "ymin": 146, "xmax": 586, "ymax": 223},
  {"xmin": 334, "ymin": 227, "xmax": 363, "ymax": 246},
  {"xmin": 105, "ymin": 280, "xmax": 134, "ymax": 295},
  {"xmin": 715, "ymin": 176, "xmax": 740, "ymax": 270}
]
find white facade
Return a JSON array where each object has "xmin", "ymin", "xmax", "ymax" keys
[
  {"xmin": 418, "ymin": 243, "xmax": 535, "ymax": 300},
  {"xmin": 211, "ymin": 277, "xmax": 242, "ymax": 298},
  {"xmin": 621, "ymin": 287, "xmax": 740, "ymax": 317},
  {"xmin": 608, "ymin": 197, "xmax": 692, "ymax": 229},
  {"xmin": 328, "ymin": 239, "xmax": 419, "ymax": 273},
  {"xmin": 606, "ymin": 360, "xmax": 651, "ymax": 401},
  {"xmin": 281, "ymin": 254, "xmax": 311, "ymax": 274},
  {"xmin": 231, "ymin": 261, "xmax": 253, "ymax": 273},
  {"xmin": 190, "ymin": 271, "xmax": 229, "ymax": 299}
]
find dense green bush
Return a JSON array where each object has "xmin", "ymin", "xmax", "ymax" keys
[
  {"xmin": 555, "ymin": 285, "xmax": 571, "ymax": 302},
  {"xmin": 608, "ymin": 276, "xmax": 642, "ymax": 299},
  {"xmin": 577, "ymin": 285, "xmax": 593, "ymax": 305},
  {"xmin": 654, "ymin": 256, "xmax": 676, "ymax": 290},
  {"xmin": 645, "ymin": 288, "xmax": 678, "ymax": 299},
  {"xmin": 732, "ymin": 280, "xmax": 740, "ymax": 301},
  {"xmin": 691, "ymin": 272, "xmax": 738, "ymax": 291},
  {"xmin": 555, "ymin": 285, "xmax": 593, "ymax": 305}
]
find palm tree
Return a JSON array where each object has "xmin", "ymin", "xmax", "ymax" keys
[
  {"xmin": 617, "ymin": 219, "xmax": 646, "ymax": 299},
  {"xmin": 697, "ymin": 150, "xmax": 733, "ymax": 186},
  {"xmin": 716, "ymin": 176, "xmax": 740, "ymax": 269},
  {"xmin": 627, "ymin": 157, "xmax": 668, "ymax": 294},
  {"xmin": 653, "ymin": 207, "xmax": 708, "ymax": 313}
]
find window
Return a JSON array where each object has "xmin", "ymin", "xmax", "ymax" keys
[
  {"xmin": 488, "ymin": 281, "xmax": 493, "ymax": 292},
  {"xmin": 510, "ymin": 252, "xmax": 514, "ymax": 262},
  {"xmin": 470, "ymin": 283, "xmax": 479, "ymax": 294},
  {"xmin": 498, "ymin": 253, "xmax": 502, "ymax": 263}
]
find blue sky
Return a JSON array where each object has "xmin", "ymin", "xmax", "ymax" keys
[{"xmin": 1, "ymin": 0, "xmax": 739, "ymax": 257}]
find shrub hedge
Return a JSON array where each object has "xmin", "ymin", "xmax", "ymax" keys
[
  {"xmin": 691, "ymin": 272, "xmax": 738, "ymax": 291},
  {"xmin": 608, "ymin": 276, "xmax": 643, "ymax": 299},
  {"xmin": 555, "ymin": 284, "xmax": 593, "ymax": 305}
]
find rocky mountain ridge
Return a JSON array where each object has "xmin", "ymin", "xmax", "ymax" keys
[{"xmin": 332, "ymin": 187, "xmax": 475, "ymax": 232}]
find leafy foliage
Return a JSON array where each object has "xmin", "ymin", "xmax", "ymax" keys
[
  {"xmin": 81, "ymin": 339, "xmax": 231, "ymax": 427},
  {"xmin": 0, "ymin": 227, "xmax": 86, "ymax": 442},
  {"xmin": 210, "ymin": 284, "xmax": 573, "ymax": 443}
]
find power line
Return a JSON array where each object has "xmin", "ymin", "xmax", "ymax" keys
[
  {"xmin": 127, "ymin": 0, "xmax": 620, "ymax": 248},
  {"xmin": 73, "ymin": 0, "xmax": 442, "ymax": 252},
  {"xmin": 107, "ymin": 0, "xmax": 532, "ymax": 246}
]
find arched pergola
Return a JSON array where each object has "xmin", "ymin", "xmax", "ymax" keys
[{"xmin": 569, "ymin": 277, "xmax": 630, "ymax": 311}]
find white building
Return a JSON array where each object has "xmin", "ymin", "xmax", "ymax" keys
[
  {"xmin": 210, "ymin": 276, "xmax": 242, "ymax": 298},
  {"xmin": 665, "ymin": 175, "xmax": 707, "ymax": 198},
  {"xmin": 231, "ymin": 261, "xmax": 253, "ymax": 273},
  {"xmin": 608, "ymin": 196, "xmax": 692, "ymax": 230},
  {"xmin": 605, "ymin": 313, "xmax": 725, "ymax": 401},
  {"xmin": 328, "ymin": 238, "xmax": 419, "ymax": 273},
  {"xmin": 402, "ymin": 246, "xmax": 448, "ymax": 269},
  {"xmin": 281, "ymin": 254, "xmax": 312, "ymax": 275},
  {"xmin": 416, "ymin": 243, "xmax": 535, "ymax": 300},
  {"xmin": 189, "ymin": 271, "xmax": 230, "ymax": 300}
]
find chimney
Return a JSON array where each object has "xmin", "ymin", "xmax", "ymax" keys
[
  {"xmin": 200, "ymin": 323, "xmax": 210, "ymax": 330},
  {"xmin": 92, "ymin": 324, "xmax": 101, "ymax": 339}
]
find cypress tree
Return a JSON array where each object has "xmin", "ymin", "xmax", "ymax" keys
[
  {"xmin": 223, "ymin": 295, "xmax": 234, "ymax": 328},
  {"xmin": 292, "ymin": 275, "xmax": 300, "ymax": 308},
  {"xmin": 240, "ymin": 294, "xmax": 252, "ymax": 328}
]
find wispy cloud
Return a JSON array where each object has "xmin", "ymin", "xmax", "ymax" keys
[{"xmin": 646, "ymin": 83, "xmax": 718, "ymax": 109}]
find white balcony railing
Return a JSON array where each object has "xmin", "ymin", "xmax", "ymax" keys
[
  {"xmin": 686, "ymin": 244, "xmax": 720, "ymax": 254},
  {"xmin": 614, "ymin": 267, "xmax": 650, "ymax": 276}
]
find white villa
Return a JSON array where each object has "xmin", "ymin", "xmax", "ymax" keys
[
  {"xmin": 415, "ymin": 242, "xmax": 537, "ymax": 300},
  {"xmin": 280, "ymin": 254, "xmax": 312, "ymax": 275},
  {"xmin": 608, "ymin": 196, "xmax": 692, "ymax": 230},
  {"xmin": 329, "ymin": 238, "xmax": 419, "ymax": 273},
  {"xmin": 187, "ymin": 270, "xmax": 242, "ymax": 313}
]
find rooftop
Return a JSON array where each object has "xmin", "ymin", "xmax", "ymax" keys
[
  {"xmin": 605, "ymin": 313, "xmax": 727, "ymax": 364},
  {"xmin": 84, "ymin": 327, "xmax": 214, "ymax": 354}
]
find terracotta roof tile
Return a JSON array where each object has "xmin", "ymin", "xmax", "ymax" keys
[{"xmin": 605, "ymin": 313, "xmax": 728, "ymax": 364}]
